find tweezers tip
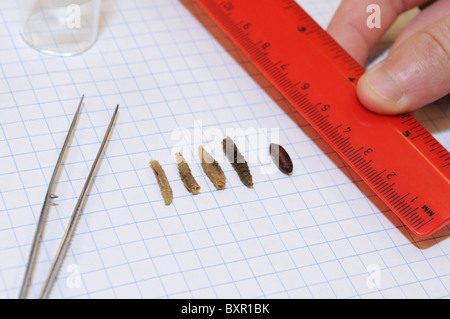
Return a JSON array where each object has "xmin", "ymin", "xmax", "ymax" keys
[{"xmin": 113, "ymin": 104, "xmax": 120, "ymax": 114}]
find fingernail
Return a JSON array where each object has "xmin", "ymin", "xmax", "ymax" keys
[{"xmin": 366, "ymin": 65, "xmax": 404, "ymax": 103}]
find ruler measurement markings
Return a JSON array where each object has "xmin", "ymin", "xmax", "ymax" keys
[{"xmin": 196, "ymin": 0, "xmax": 450, "ymax": 236}]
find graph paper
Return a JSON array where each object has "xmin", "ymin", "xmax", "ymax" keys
[{"xmin": 0, "ymin": 0, "xmax": 449, "ymax": 299}]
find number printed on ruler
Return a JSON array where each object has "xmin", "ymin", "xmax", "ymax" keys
[{"xmin": 195, "ymin": 0, "xmax": 450, "ymax": 236}]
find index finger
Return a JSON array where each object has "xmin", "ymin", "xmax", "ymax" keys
[{"xmin": 327, "ymin": 0, "xmax": 430, "ymax": 65}]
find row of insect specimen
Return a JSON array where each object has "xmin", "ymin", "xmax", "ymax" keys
[{"xmin": 149, "ymin": 137, "xmax": 293, "ymax": 205}]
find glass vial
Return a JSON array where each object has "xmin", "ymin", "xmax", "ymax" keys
[{"xmin": 20, "ymin": 0, "xmax": 102, "ymax": 56}]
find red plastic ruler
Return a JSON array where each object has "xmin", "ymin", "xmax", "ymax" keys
[{"xmin": 194, "ymin": 0, "xmax": 450, "ymax": 237}]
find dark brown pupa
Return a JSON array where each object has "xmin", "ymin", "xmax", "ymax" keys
[
  {"xmin": 150, "ymin": 160, "xmax": 173, "ymax": 205},
  {"xmin": 198, "ymin": 146, "xmax": 226, "ymax": 190},
  {"xmin": 269, "ymin": 143, "xmax": 293, "ymax": 175},
  {"xmin": 175, "ymin": 152, "xmax": 201, "ymax": 195},
  {"xmin": 222, "ymin": 136, "xmax": 253, "ymax": 188}
]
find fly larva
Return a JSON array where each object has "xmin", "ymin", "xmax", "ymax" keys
[
  {"xmin": 175, "ymin": 152, "xmax": 201, "ymax": 195},
  {"xmin": 269, "ymin": 143, "xmax": 293, "ymax": 175},
  {"xmin": 222, "ymin": 137, "xmax": 253, "ymax": 188},
  {"xmin": 198, "ymin": 146, "xmax": 226, "ymax": 190},
  {"xmin": 150, "ymin": 160, "xmax": 173, "ymax": 205}
]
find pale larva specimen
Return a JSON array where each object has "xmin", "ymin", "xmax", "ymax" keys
[
  {"xmin": 198, "ymin": 146, "xmax": 226, "ymax": 190},
  {"xmin": 222, "ymin": 137, "xmax": 253, "ymax": 188},
  {"xmin": 150, "ymin": 160, "xmax": 173, "ymax": 205},
  {"xmin": 175, "ymin": 152, "xmax": 201, "ymax": 195}
]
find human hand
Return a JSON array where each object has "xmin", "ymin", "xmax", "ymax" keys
[{"xmin": 327, "ymin": 0, "xmax": 450, "ymax": 114}]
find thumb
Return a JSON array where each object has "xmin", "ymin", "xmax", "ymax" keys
[{"xmin": 357, "ymin": 14, "xmax": 450, "ymax": 114}]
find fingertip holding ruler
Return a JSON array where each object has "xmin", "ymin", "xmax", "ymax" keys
[{"xmin": 194, "ymin": 0, "xmax": 450, "ymax": 237}]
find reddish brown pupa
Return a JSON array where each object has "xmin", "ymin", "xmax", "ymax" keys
[{"xmin": 269, "ymin": 143, "xmax": 293, "ymax": 175}]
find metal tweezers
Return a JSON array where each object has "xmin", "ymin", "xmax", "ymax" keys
[{"xmin": 18, "ymin": 95, "xmax": 119, "ymax": 299}]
